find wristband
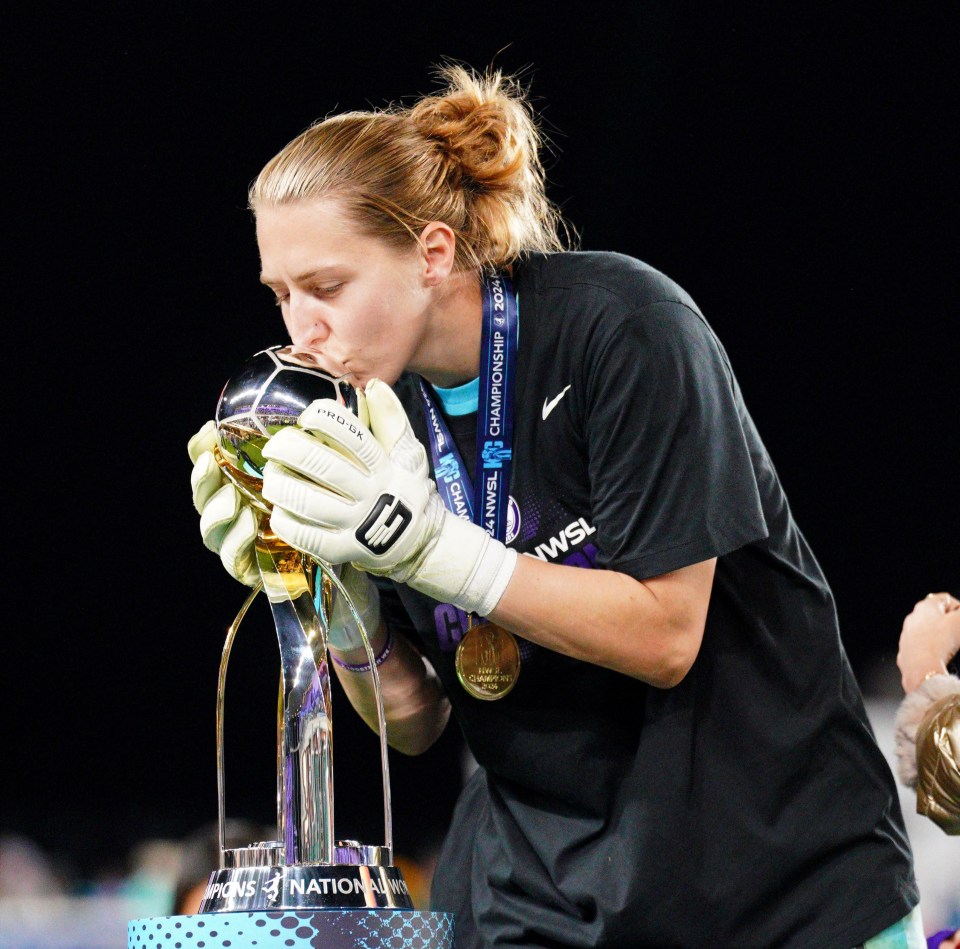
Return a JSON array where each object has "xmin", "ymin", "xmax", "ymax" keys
[{"xmin": 330, "ymin": 626, "xmax": 394, "ymax": 673}]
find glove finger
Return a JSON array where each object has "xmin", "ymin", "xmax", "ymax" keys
[
  {"xmin": 262, "ymin": 459, "xmax": 360, "ymax": 530},
  {"xmin": 292, "ymin": 398, "xmax": 386, "ymax": 474},
  {"xmin": 199, "ymin": 482, "xmax": 243, "ymax": 553},
  {"xmin": 364, "ymin": 379, "xmax": 413, "ymax": 452},
  {"xmin": 351, "ymin": 386, "xmax": 370, "ymax": 428},
  {"xmin": 220, "ymin": 505, "xmax": 260, "ymax": 586},
  {"xmin": 270, "ymin": 507, "xmax": 355, "ymax": 565},
  {"xmin": 364, "ymin": 379, "xmax": 426, "ymax": 474},
  {"xmin": 263, "ymin": 427, "xmax": 373, "ymax": 501},
  {"xmin": 191, "ymin": 450, "xmax": 224, "ymax": 513},
  {"xmin": 188, "ymin": 419, "xmax": 218, "ymax": 464}
]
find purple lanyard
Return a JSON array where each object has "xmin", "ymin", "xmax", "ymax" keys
[{"xmin": 418, "ymin": 273, "xmax": 519, "ymax": 541}]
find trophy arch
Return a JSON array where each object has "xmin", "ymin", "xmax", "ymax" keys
[{"xmin": 203, "ymin": 551, "xmax": 408, "ymax": 913}]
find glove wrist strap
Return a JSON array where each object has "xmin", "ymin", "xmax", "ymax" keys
[{"xmin": 462, "ymin": 544, "xmax": 518, "ymax": 618}]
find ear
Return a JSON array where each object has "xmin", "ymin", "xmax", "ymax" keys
[{"xmin": 418, "ymin": 222, "xmax": 457, "ymax": 285}]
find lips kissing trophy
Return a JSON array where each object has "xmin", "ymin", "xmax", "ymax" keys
[{"xmin": 128, "ymin": 346, "xmax": 453, "ymax": 949}]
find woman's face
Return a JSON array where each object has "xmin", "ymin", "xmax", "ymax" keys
[{"xmin": 256, "ymin": 198, "xmax": 433, "ymax": 389}]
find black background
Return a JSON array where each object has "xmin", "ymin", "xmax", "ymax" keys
[{"xmin": 6, "ymin": 3, "xmax": 956, "ymax": 883}]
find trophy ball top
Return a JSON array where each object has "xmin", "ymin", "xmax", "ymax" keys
[{"xmin": 215, "ymin": 346, "xmax": 349, "ymax": 487}]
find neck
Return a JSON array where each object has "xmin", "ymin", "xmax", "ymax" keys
[{"xmin": 414, "ymin": 271, "xmax": 483, "ymax": 388}]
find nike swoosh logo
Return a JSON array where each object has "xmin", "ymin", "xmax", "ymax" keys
[{"xmin": 542, "ymin": 385, "xmax": 572, "ymax": 420}]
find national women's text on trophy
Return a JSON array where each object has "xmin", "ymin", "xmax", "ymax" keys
[{"xmin": 128, "ymin": 346, "xmax": 453, "ymax": 949}]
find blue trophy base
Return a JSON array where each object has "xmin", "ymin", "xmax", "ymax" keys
[{"xmin": 128, "ymin": 909, "xmax": 454, "ymax": 948}]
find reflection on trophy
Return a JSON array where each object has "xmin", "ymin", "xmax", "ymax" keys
[{"xmin": 128, "ymin": 346, "xmax": 453, "ymax": 949}]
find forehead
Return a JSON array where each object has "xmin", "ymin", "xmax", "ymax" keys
[
  {"xmin": 255, "ymin": 197, "xmax": 357, "ymax": 251},
  {"xmin": 256, "ymin": 197, "xmax": 411, "ymax": 283},
  {"xmin": 256, "ymin": 199, "xmax": 379, "ymax": 285}
]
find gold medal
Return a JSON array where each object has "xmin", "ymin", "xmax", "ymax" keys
[{"xmin": 455, "ymin": 620, "xmax": 521, "ymax": 700}]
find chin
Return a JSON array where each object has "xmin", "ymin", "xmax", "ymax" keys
[{"xmin": 355, "ymin": 370, "xmax": 403, "ymax": 390}]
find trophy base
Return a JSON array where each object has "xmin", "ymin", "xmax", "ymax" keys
[
  {"xmin": 199, "ymin": 864, "xmax": 414, "ymax": 913},
  {"xmin": 128, "ymin": 909, "xmax": 454, "ymax": 948}
]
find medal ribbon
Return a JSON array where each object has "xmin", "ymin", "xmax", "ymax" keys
[{"xmin": 418, "ymin": 272, "xmax": 518, "ymax": 559}]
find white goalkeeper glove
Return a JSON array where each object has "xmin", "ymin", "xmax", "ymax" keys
[
  {"xmin": 261, "ymin": 378, "xmax": 517, "ymax": 617},
  {"xmin": 189, "ymin": 419, "xmax": 380, "ymax": 646},
  {"xmin": 188, "ymin": 420, "xmax": 261, "ymax": 586}
]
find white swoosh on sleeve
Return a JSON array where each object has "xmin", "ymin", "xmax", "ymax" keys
[{"xmin": 541, "ymin": 385, "xmax": 572, "ymax": 420}]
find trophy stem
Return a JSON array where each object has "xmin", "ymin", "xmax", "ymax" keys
[{"xmin": 256, "ymin": 534, "xmax": 335, "ymax": 866}]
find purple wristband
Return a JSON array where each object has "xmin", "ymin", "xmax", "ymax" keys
[{"xmin": 331, "ymin": 626, "xmax": 394, "ymax": 673}]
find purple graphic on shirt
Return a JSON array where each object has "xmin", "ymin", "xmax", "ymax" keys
[
  {"xmin": 562, "ymin": 543, "xmax": 598, "ymax": 570},
  {"xmin": 434, "ymin": 604, "xmax": 470, "ymax": 652}
]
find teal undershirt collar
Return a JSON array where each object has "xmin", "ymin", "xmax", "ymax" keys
[{"xmin": 431, "ymin": 376, "xmax": 479, "ymax": 415}]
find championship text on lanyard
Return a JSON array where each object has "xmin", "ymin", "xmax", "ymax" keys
[
  {"xmin": 476, "ymin": 273, "xmax": 517, "ymax": 540},
  {"xmin": 419, "ymin": 273, "xmax": 518, "ymax": 546}
]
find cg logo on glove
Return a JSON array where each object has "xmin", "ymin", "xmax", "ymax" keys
[{"xmin": 356, "ymin": 494, "xmax": 413, "ymax": 554}]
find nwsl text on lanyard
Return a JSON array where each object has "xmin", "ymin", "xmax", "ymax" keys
[{"xmin": 419, "ymin": 274, "xmax": 518, "ymax": 545}]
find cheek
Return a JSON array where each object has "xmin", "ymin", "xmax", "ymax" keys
[
  {"xmin": 339, "ymin": 276, "xmax": 424, "ymax": 366},
  {"xmin": 359, "ymin": 296, "xmax": 413, "ymax": 346}
]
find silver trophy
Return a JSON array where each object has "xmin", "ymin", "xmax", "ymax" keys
[{"xmin": 198, "ymin": 345, "xmax": 411, "ymax": 913}]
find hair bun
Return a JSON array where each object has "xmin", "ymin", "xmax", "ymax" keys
[{"xmin": 410, "ymin": 66, "xmax": 535, "ymax": 195}]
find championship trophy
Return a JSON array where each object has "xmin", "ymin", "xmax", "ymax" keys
[{"xmin": 129, "ymin": 346, "xmax": 454, "ymax": 949}]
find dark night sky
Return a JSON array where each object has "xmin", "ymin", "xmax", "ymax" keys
[{"xmin": 6, "ymin": 4, "xmax": 956, "ymax": 879}]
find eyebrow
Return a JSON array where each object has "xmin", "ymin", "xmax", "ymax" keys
[{"xmin": 259, "ymin": 266, "xmax": 342, "ymax": 287}]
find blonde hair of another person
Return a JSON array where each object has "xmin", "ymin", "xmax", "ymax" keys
[{"xmin": 248, "ymin": 64, "xmax": 574, "ymax": 274}]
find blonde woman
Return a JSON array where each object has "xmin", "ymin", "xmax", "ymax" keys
[{"xmin": 190, "ymin": 66, "xmax": 923, "ymax": 948}]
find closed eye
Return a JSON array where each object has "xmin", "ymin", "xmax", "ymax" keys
[{"xmin": 265, "ymin": 283, "xmax": 343, "ymax": 307}]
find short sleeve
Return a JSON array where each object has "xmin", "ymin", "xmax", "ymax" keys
[{"xmin": 585, "ymin": 300, "xmax": 768, "ymax": 579}]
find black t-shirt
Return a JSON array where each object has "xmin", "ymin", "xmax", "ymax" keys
[{"xmin": 383, "ymin": 252, "xmax": 916, "ymax": 949}]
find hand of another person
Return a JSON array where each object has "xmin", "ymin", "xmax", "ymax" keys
[
  {"xmin": 261, "ymin": 379, "xmax": 517, "ymax": 617},
  {"xmin": 187, "ymin": 420, "xmax": 260, "ymax": 586},
  {"xmin": 896, "ymin": 592, "xmax": 960, "ymax": 692}
]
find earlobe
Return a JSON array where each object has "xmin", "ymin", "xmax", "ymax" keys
[{"xmin": 419, "ymin": 221, "xmax": 457, "ymax": 285}]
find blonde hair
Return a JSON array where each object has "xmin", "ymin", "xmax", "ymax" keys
[{"xmin": 248, "ymin": 65, "xmax": 572, "ymax": 273}]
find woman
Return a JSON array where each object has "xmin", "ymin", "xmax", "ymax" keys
[{"xmin": 189, "ymin": 66, "xmax": 922, "ymax": 947}]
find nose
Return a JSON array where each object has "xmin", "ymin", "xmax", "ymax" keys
[{"xmin": 285, "ymin": 292, "xmax": 330, "ymax": 349}]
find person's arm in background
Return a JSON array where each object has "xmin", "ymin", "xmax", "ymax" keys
[{"xmin": 894, "ymin": 592, "xmax": 960, "ymax": 836}]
